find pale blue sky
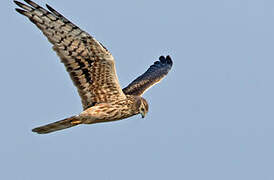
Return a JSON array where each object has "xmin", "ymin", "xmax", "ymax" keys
[{"xmin": 1, "ymin": 0, "xmax": 274, "ymax": 179}]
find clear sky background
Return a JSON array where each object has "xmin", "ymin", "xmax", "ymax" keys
[{"xmin": 1, "ymin": 0, "xmax": 274, "ymax": 179}]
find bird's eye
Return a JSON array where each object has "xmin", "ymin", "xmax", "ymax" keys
[{"xmin": 141, "ymin": 108, "xmax": 145, "ymax": 111}]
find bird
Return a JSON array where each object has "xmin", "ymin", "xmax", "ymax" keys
[{"xmin": 14, "ymin": 0, "xmax": 173, "ymax": 134}]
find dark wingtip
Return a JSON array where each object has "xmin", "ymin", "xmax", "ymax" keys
[
  {"xmin": 14, "ymin": 0, "xmax": 21, "ymax": 6},
  {"xmin": 46, "ymin": 4, "xmax": 54, "ymax": 12},
  {"xmin": 15, "ymin": 8, "xmax": 26, "ymax": 15},
  {"xmin": 14, "ymin": 1, "xmax": 25, "ymax": 10},
  {"xmin": 158, "ymin": 55, "xmax": 173, "ymax": 65},
  {"xmin": 159, "ymin": 56, "xmax": 166, "ymax": 63},
  {"xmin": 165, "ymin": 55, "xmax": 173, "ymax": 65}
]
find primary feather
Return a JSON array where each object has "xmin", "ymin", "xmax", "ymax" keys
[{"xmin": 123, "ymin": 56, "xmax": 173, "ymax": 96}]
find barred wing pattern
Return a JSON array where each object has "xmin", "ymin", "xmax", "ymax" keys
[
  {"xmin": 123, "ymin": 56, "xmax": 173, "ymax": 96},
  {"xmin": 15, "ymin": 0, "xmax": 126, "ymax": 110}
]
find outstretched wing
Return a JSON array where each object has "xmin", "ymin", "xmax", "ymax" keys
[
  {"xmin": 123, "ymin": 56, "xmax": 173, "ymax": 96},
  {"xmin": 14, "ymin": 0, "xmax": 126, "ymax": 110}
]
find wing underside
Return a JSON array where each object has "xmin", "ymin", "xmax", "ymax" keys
[
  {"xmin": 14, "ymin": 0, "xmax": 126, "ymax": 110},
  {"xmin": 123, "ymin": 56, "xmax": 173, "ymax": 96}
]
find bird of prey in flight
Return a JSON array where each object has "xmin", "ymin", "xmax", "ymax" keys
[{"xmin": 14, "ymin": 0, "xmax": 173, "ymax": 134}]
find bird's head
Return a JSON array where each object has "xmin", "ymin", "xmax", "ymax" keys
[{"xmin": 136, "ymin": 97, "xmax": 149, "ymax": 118}]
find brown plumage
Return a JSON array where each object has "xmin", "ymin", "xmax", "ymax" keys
[{"xmin": 14, "ymin": 0, "xmax": 172, "ymax": 134}]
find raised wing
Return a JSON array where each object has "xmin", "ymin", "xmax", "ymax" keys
[
  {"xmin": 14, "ymin": 0, "xmax": 126, "ymax": 110},
  {"xmin": 123, "ymin": 56, "xmax": 173, "ymax": 96}
]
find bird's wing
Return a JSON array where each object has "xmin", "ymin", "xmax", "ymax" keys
[
  {"xmin": 14, "ymin": 0, "xmax": 126, "ymax": 110},
  {"xmin": 123, "ymin": 56, "xmax": 173, "ymax": 96}
]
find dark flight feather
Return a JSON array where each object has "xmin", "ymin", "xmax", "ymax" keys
[{"xmin": 123, "ymin": 56, "xmax": 173, "ymax": 96}]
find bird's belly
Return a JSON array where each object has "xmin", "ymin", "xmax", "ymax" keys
[
  {"xmin": 83, "ymin": 113, "xmax": 134, "ymax": 124},
  {"xmin": 80, "ymin": 103, "xmax": 134, "ymax": 124}
]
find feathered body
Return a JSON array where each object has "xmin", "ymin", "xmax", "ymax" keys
[
  {"xmin": 80, "ymin": 95, "xmax": 147, "ymax": 123},
  {"xmin": 32, "ymin": 96, "xmax": 148, "ymax": 134},
  {"xmin": 14, "ymin": 0, "xmax": 172, "ymax": 134}
]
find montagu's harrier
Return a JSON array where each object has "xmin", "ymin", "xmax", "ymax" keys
[{"xmin": 14, "ymin": 0, "xmax": 173, "ymax": 134}]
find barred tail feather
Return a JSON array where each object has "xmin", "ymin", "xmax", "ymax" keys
[{"xmin": 32, "ymin": 116, "xmax": 82, "ymax": 134}]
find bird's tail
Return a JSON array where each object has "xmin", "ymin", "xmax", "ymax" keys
[{"xmin": 32, "ymin": 116, "xmax": 82, "ymax": 134}]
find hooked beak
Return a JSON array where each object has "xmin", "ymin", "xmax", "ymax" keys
[{"xmin": 141, "ymin": 111, "xmax": 146, "ymax": 118}]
